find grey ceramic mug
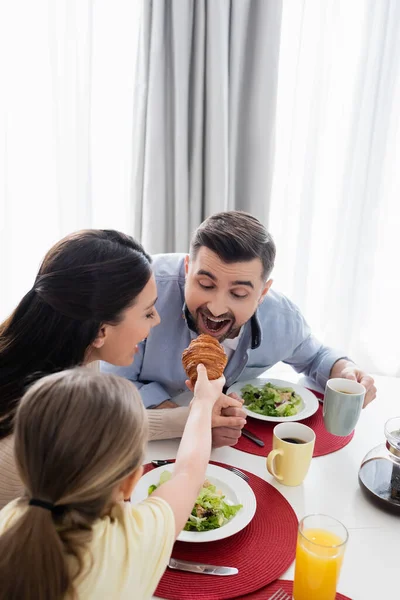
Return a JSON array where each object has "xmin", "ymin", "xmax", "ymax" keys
[{"xmin": 323, "ymin": 378, "xmax": 365, "ymax": 436}]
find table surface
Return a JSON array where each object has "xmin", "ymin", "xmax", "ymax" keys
[{"xmin": 146, "ymin": 367, "xmax": 400, "ymax": 600}]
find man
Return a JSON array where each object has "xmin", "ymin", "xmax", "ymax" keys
[{"xmin": 102, "ymin": 211, "xmax": 376, "ymax": 447}]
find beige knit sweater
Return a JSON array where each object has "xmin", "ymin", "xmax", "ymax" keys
[
  {"xmin": 0, "ymin": 435, "xmax": 24, "ymax": 509},
  {"xmin": 0, "ymin": 407, "xmax": 189, "ymax": 510}
]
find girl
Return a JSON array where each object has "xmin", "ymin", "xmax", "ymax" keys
[{"xmin": 0, "ymin": 365, "xmax": 224, "ymax": 599}]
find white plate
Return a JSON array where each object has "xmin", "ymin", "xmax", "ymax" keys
[
  {"xmin": 227, "ymin": 377, "xmax": 319, "ymax": 423},
  {"xmin": 131, "ymin": 463, "xmax": 257, "ymax": 543}
]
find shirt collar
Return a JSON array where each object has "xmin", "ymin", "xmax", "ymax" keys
[
  {"xmin": 183, "ymin": 303, "xmax": 197, "ymax": 334},
  {"xmin": 182, "ymin": 303, "xmax": 262, "ymax": 349}
]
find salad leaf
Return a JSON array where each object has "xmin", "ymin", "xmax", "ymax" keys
[
  {"xmin": 241, "ymin": 382, "xmax": 302, "ymax": 417},
  {"xmin": 148, "ymin": 473, "xmax": 242, "ymax": 532},
  {"xmin": 148, "ymin": 470, "xmax": 171, "ymax": 496},
  {"xmin": 159, "ymin": 471, "xmax": 172, "ymax": 485}
]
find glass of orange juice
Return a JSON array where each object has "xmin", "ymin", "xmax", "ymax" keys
[{"xmin": 293, "ymin": 514, "xmax": 348, "ymax": 600}]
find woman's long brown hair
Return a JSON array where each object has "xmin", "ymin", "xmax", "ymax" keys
[
  {"xmin": 0, "ymin": 229, "xmax": 151, "ymax": 439},
  {"xmin": 0, "ymin": 368, "xmax": 148, "ymax": 600}
]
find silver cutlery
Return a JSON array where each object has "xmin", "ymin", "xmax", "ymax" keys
[
  {"xmin": 151, "ymin": 460, "xmax": 249, "ymax": 482},
  {"xmin": 268, "ymin": 589, "xmax": 291, "ymax": 600},
  {"xmin": 242, "ymin": 427, "xmax": 265, "ymax": 447},
  {"xmin": 168, "ymin": 557, "xmax": 238, "ymax": 576},
  {"xmin": 151, "ymin": 459, "xmax": 175, "ymax": 468},
  {"xmin": 226, "ymin": 465, "xmax": 249, "ymax": 482}
]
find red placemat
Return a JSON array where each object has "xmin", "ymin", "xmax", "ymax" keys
[
  {"xmin": 144, "ymin": 462, "xmax": 298, "ymax": 599},
  {"xmin": 239, "ymin": 579, "xmax": 352, "ymax": 599},
  {"xmin": 235, "ymin": 391, "xmax": 354, "ymax": 458}
]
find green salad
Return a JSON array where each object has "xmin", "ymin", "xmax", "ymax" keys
[
  {"xmin": 241, "ymin": 382, "xmax": 302, "ymax": 417},
  {"xmin": 148, "ymin": 471, "xmax": 242, "ymax": 532}
]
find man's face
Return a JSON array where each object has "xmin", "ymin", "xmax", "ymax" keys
[{"xmin": 185, "ymin": 247, "xmax": 272, "ymax": 341}]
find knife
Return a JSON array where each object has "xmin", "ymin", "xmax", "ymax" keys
[
  {"xmin": 151, "ymin": 459, "xmax": 174, "ymax": 467},
  {"xmin": 241, "ymin": 428, "xmax": 265, "ymax": 447},
  {"xmin": 168, "ymin": 557, "xmax": 238, "ymax": 576}
]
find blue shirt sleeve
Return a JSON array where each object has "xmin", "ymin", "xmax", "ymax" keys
[
  {"xmin": 100, "ymin": 342, "xmax": 171, "ymax": 408},
  {"xmin": 282, "ymin": 308, "xmax": 349, "ymax": 390}
]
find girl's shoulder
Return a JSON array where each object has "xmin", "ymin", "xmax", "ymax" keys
[
  {"xmin": 74, "ymin": 498, "xmax": 176, "ymax": 598},
  {"xmin": 99, "ymin": 496, "xmax": 175, "ymax": 535},
  {"xmin": 89, "ymin": 496, "xmax": 175, "ymax": 555},
  {"xmin": 0, "ymin": 498, "xmax": 26, "ymax": 534}
]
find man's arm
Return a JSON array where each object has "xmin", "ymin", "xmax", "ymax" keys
[
  {"xmin": 283, "ymin": 310, "xmax": 376, "ymax": 407},
  {"xmin": 283, "ymin": 329, "xmax": 347, "ymax": 391},
  {"xmin": 100, "ymin": 341, "xmax": 171, "ymax": 408}
]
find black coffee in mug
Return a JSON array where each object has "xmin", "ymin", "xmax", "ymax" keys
[{"xmin": 281, "ymin": 437, "xmax": 306, "ymax": 444}]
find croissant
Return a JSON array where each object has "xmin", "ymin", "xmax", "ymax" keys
[{"xmin": 182, "ymin": 334, "xmax": 228, "ymax": 387}]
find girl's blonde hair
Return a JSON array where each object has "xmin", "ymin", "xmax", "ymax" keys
[{"xmin": 0, "ymin": 367, "xmax": 148, "ymax": 600}]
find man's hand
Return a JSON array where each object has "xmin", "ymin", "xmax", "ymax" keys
[
  {"xmin": 211, "ymin": 393, "xmax": 246, "ymax": 448},
  {"xmin": 330, "ymin": 359, "xmax": 376, "ymax": 408},
  {"xmin": 212, "ymin": 426, "xmax": 243, "ymax": 448}
]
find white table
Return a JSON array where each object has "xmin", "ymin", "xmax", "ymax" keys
[{"xmin": 148, "ymin": 369, "xmax": 400, "ymax": 600}]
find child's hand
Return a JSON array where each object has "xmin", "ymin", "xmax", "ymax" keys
[{"xmin": 191, "ymin": 364, "xmax": 225, "ymax": 406}]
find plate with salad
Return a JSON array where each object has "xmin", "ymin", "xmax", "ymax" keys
[
  {"xmin": 227, "ymin": 378, "xmax": 319, "ymax": 422},
  {"xmin": 130, "ymin": 463, "xmax": 257, "ymax": 542}
]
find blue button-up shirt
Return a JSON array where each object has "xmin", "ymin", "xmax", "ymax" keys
[{"xmin": 101, "ymin": 253, "xmax": 346, "ymax": 407}]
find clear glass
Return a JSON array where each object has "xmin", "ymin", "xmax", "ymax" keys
[
  {"xmin": 384, "ymin": 417, "xmax": 400, "ymax": 450},
  {"xmin": 293, "ymin": 514, "xmax": 348, "ymax": 600},
  {"xmin": 358, "ymin": 416, "xmax": 400, "ymax": 511}
]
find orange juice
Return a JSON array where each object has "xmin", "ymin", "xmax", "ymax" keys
[{"xmin": 293, "ymin": 528, "xmax": 345, "ymax": 600}]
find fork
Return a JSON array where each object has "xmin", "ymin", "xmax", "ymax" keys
[
  {"xmin": 151, "ymin": 460, "xmax": 249, "ymax": 482},
  {"xmin": 268, "ymin": 589, "xmax": 291, "ymax": 600},
  {"xmin": 225, "ymin": 465, "xmax": 249, "ymax": 482}
]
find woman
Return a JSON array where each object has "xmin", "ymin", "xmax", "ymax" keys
[{"xmin": 0, "ymin": 230, "xmax": 163, "ymax": 508}]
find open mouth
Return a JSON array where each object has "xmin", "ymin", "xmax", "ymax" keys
[{"xmin": 198, "ymin": 312, "xmax": 233, "ymax": 338}]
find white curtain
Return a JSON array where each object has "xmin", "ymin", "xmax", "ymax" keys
[
  {"xmin": 132, "ymin": 0, "xmax": 282, "ymax": 254},
  {"xmin": 1, "ymin": 0, "xmax": 400, "ymax": 377},
  {"xmin": 0, "ymin": 0, "xmax": 142, "ymax": 320},
  {"xmin": 270, "ymin": 0, "xmax": 400, "ymax": 376}
]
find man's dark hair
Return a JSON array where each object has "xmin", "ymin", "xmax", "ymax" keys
[{"xmin": 190, "ymin": 211, "xmax": 276, "ymax": 279}]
